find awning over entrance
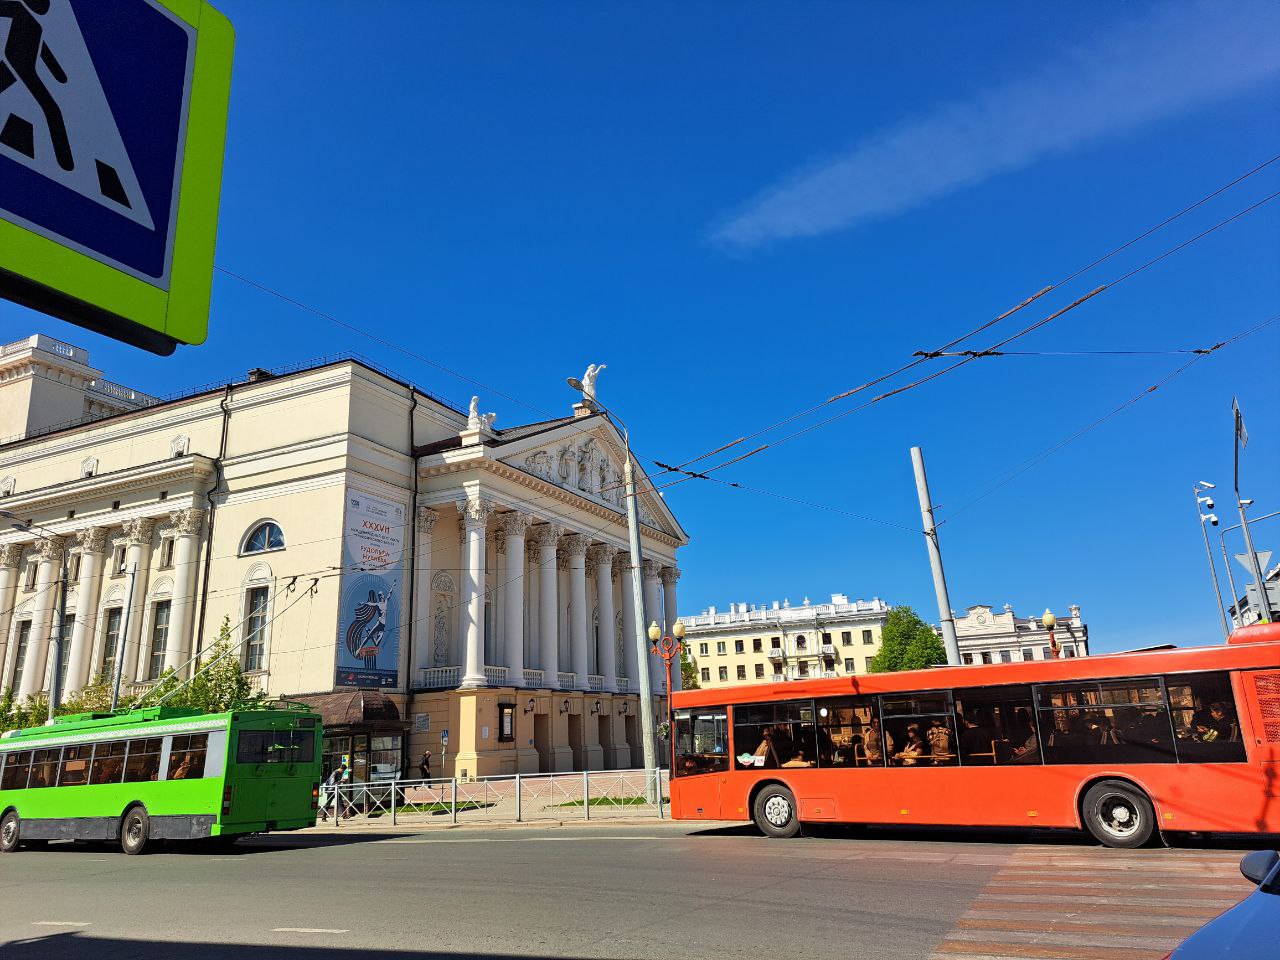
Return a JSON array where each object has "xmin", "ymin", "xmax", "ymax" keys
[{"xmin": 293, "ymin": 691, "xmax": 409, "ymax": 733}]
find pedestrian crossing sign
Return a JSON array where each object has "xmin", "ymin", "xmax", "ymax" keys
[{"xmin": 0, "ymin": 0, "xmax": 233, "ymax": 355}]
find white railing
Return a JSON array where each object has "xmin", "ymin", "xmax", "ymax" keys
[
  {"xmin": 587, "ymin": 675, "xmax": 604, "ymax": 691},
  {"xmin": 557, "ymin": 671, "xmax": 577, "ymax": 690},
  {"xmin": 327, "ymin": 768, "xmax": 671, "ymax": 827},
  {"xmin": 820, "ymin": 644, "xmax": 836, "ymax": 657},
  {"xmin": 522, "ymin": 668, "xmax": 545, "ymax": 688},
  {"xmin": 484, "ymin": 665, "xmax": 508, "ymax": 686},
  {"xmin": 615, "ymin": 677, "xmax": 629, "ymax": 693},
  {"xmin": 418, "ymin": 666, "xmax": 461, "ymax": 688}
]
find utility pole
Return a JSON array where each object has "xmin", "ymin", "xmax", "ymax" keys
[
  {"xmin": 110, "ymin": 563, "xmax": 138, "ymax": 710},
  {"xmin": 45, "ymin": 549, "xmax": 70, "ymax": 723},
  {"xmin": 910, "ymin": 446, "xmax": 960, "ymax": 666},
  {"xmin": 624, "ymin": 457, "xmax": 658, "ymax": 775}
]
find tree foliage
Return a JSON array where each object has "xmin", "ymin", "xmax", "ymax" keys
[
  {"xmin": 680, "ymin": 647, "xmax": 701, "ymax": 690},
  {"xmin": 867, "ymin": 606, "xmax": 948, "ymax": 673}
]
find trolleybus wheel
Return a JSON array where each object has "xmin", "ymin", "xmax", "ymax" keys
[
  {"xmin": 752, "ymin": 784, "xmax": 801, "ymax": 839},
  {"xmin": 120, "ymin": 806, "xmax": 151, "ymax": 856},
  {"xmin": 0, "ymin": 811, "xmax": 20, "ymax": 853},
  {"xmin": 1081, "ymin": 780, "xmax": 1155, "ymax": 849}
]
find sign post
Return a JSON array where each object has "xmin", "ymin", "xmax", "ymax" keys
[{"xmin": 0, "ymin": 0, "xmax": 234, "ymax": 355}]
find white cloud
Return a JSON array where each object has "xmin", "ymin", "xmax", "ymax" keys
[{"xmin": 710, "ymin": 2, "xmax": 1280, "ymax": 250}]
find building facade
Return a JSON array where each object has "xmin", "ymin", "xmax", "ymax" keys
[
  {"xmin": 681, "ymin": 594, "xmax": 889, "ymax": 688},
  {"xmin": 953, "ymin": 603, "xmax": 1089, "ymax": 664},
  {"xmin": 0, "ymin": 334, "xmax": 687, "ymax": 779}
]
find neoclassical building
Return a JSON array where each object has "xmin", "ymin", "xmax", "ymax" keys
[
  {"xmin": 0, "ymin": 334, "xmax": 687, "ymax": 778},
  {"xmin": 954, "ymin": 603, "xmax": 1089, "ymax": 664}
]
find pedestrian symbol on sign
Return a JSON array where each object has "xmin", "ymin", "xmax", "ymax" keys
[{"xmin": 0, "ymin": 0, "xmax": 153, "ymax": 227}]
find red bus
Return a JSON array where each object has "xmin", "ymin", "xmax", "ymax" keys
[{"xmin": 669, "ymin": 622, "xmax": 1280, "ymax": 847}]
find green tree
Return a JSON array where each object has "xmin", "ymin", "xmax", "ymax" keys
[
  {"xmin": 680, "ymin": 648, "xmax": 701, "ymax": 690},
  {"xmin": 867, "ymin": 606, "xmax": 948, "ymax": 673},
  {"xmin": 163, "ymin": 616, "xmax": 263, "ymax": 712}
]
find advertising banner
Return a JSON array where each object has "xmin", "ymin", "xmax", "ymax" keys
[{"xmin": 334, "ymin": 491, "xmax": 405, "ymax": 688}]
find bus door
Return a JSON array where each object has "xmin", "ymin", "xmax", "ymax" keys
[
  {"xmin": 673, "ymin": 707, "xmax": 730, "ymax": 819},
  {"xmin": 231, "ymin": 726, "xmax": 318, "ymax": 824}
]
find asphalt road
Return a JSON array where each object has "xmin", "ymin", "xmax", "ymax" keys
[{"xmin": 0, "ymin": 822, "xmax": 1259, "ymax": 960}]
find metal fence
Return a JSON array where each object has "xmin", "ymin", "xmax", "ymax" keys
[{"xmin": 324, "ymin": 768, "xmax": 671, "ymax": 827}]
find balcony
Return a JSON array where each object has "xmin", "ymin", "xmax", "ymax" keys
[
  {"xmin": 522, "ymin": 668, "xmax": 545, "ymax": 688},
  {"xmin": 615, "ymin": 677, "xmax": 630, "ymax": 693},
  {"xmin": 820, "ymin": 644, "xmax": 836, "ymax": 658},
  {"xmin": 557, "ymin": 671, "xmax": 578, "ymax": 690},
  {"xmin": 587, "ymin": 675, "xmax": 604, "ymax": 692},
  {"xmin": 417, "ymin": 666, "xmax": 461, "ymax": 688},
  {"xmin": 483, "ymin": 665, "xmax": 509, "ymax": 686},
  {"xmin": 767, "ymin": 648, "xmax": 786, "ymax": 661}
]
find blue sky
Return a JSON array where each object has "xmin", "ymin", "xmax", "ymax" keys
[{"xmin": 2, "ymin": 0, "xmax": 1278, "ymax": 652}]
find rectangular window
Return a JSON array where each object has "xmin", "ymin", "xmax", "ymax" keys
[
  {"xmin": 843, "ymin": 658, "xmax": 855, "ymax": 673},
  {"xmin": 770, "ymin": 636, "xmax": 781, "ymax": 649},
  {"xmin": 236, "ymin": 729, "xmax": 316, "ymax": 764},
  {"xmin": 734, "ymin": 639, "xmax": 745, "ymax": 654},
  {"xmin": 58, "ymin": 744, "xmax": 93, "ymax": 787},
  {"xmin": 999, "ymin": 650, "xmax": 1012, "ymax": 664},
  {"xmin": 699, "ymin": 643, "xmax": 708, "ymax": 657},
  {"xmin": 862, "ymin": 629, "xmax": 874, "ymax": 645},
  {"xmin": 497, "ymin": 704, "xmax": 515, "ymax": 742},
  {"xmin": 815, "ymin": 696, "xmax": 882, "ymax": 767},
  {"xmin": 123, "ymin": 738, "xmax": 163, "ymax": 783},
  {"xmin": 1042, "ymin": 647, "xmax": 1052, "ymax": 659},
  {"xmin": 880, "ymin": 692, "xmax": 958, "ymax": 767},
  {"xmin": 165, "ymin": 734, "xmax": 209, "ymax": 780},
  {"xmin": 841, "ymin": 631, "xmax": 852, "ymax": 646},
  {"xmin": 797, "ymin": 661, "xmax": 809, "ymax": 677},
  {"xmin": 821, "ymin": 632, "xmax": 832, "ymax": 644},
  {"xmin": 754, "ymin": 664, "xmax": 765, "ymax": 679},
  {"xmin": 962, "ymin": 653, "xmax": 973, "ymax": 665},
  {"xmin": 23, "ymin": 561, "xmax": 37, "ymax": 591},
  {"xmin": 954, "ymin": 685, "xmax": 1040, "ymax": 766},
  {"xmin": 244, "ymin": 586, "xmax": 270, "ymax": 671},
  {"xmin": 159, "ymin": 538, "xmax": 175, "ymax": 568},
  {"xmin": 10, "ymin": 620, "xmax": 31, "ymax": 692},
  {"xmin": 147, "ymin": 600, "xmax": 171, "ymax": 680},
  {"xmin": 700, "ymin": 668, "xmax": 710, "ymax": 683},
  {"xmin": 1021, "ymin": 648, "xmax": 1034, "ymax": 662},
  {"xmin": 28, "ymin": 748, "xmax": 60, "ymax": 788},
  {"xmin": 736, "ymin": 665, "xmax": 747, "ymax": 680},
  {"xmin": 752, "ymin": 638, "xmax": 762, "ymax": 653},
  {"xmin": 57, "ymin": 615, "xmax": 75, "ymax": 691},
  {"xmin": 718, "ymin": 666, "xmax": 728, "ymax": 682},
  {"xmin": 69, "ymin": 553, "xmax": 82, "ymax": 581},
  {"xmin": 112, "ymin": 546, "xmax": 127, "ymax": 575},
  {"xmin": 100, "ymin": 607, "xmax": 123, "ymax": 680},
  {"xmin": 1035, "ymin": 678, "xmax": 1176, "ymax": 765},
  {"xmin": 716, "ymin": 641, "xmax": 726, "ymax": 656},
  {"xmin": 369, "ymin": 734, "xmax": 402, "ymax": 779},
  {"xmin": 732, "ymin": 700, "xmax": 820, "ymax": 769},
  {"xmin": 1, "ymin": 751, "xmax": 32, "ymax": 790},
  {"xmin": 89, "ymin": 741, "xmax": 127, "ymax": 784},
  {"xmin": 981, "ymin": 652, "xmax": 992, "ymax": 665},
  {"xmin": 673, "ymin": 707, "xmax": 729, "ymax": 777},
  {"xmin": 1063, "ymin": 645, "xmax": 1076, "ymax": 658},
  {"xmin": 1165, "ymin": 671, "xmax": 1246, "ymax": 763}
]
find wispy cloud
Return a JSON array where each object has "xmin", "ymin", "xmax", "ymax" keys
[{"xmin": 710, "ymin": 2, "xmax": 1280, "ymax": 250}]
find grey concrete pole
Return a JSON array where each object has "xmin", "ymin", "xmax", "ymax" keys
[
  {"xmin": 110, "ymin": 563, "xmax": 138, "ymax": 710},
  {"xmin": 45, "ymin": 549, "xmax": 69, "ymax": 723},
  {"xmin": 910, "ymin": 447, "xmax": 960, "ymax": 666},
  {"xmin": 1237, "ymin": 498, "xmax": 1271, "ymax": 624},
  {"xmin": 624, "ymin": 457, "xmax": 659, "ymax": 774},
  {"xmin": 1193, "ymin": 488, "xmax": 1229, "ymax": 640}
]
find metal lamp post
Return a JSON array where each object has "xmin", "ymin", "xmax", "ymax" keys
[
  {"xmin": 1192, "ymin": 482, "xmax": 1229, "ymax": 640},
  {"xmin": 565, "ymin": 378, "xmax": 658, "ymax": 775},
  {"xmin": 0, "ymin": 510, "xmax": 70, "ymax": 724},
  {"xmin": 1042, "ymin": 609, "xmax": 1059, "ymax": 659},
  {"xmin": 649, "ymin": 619, "xmax": 685, "ymax": 769}
]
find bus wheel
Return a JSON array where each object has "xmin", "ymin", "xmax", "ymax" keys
[
  {"xmin": 0, "ymin": 812, "xmax": 20, "ymax": 853},
  {"xmin": 120, "ymin": 806, "xmax": 151, "ymax": 856},
  {"xmin": 753, "ymin": 784, "xmax": 801, "ymax": 839},
  {"xmin": 1081, "ymin": 780, "xmax": 1155, "ymax": 848}
]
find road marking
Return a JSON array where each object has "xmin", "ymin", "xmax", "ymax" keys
[
  {"xmin": 273, "ymin": 927, "xmax": 350, "ymax": 934},
  {"xmin": 32, "ymin": 922, "xmax": 91, "ymax": 927}
]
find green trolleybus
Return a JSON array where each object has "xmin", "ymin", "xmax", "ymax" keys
[{"xmin": 0, "ymin": 703, "xmax": 323, "ymax": 854}]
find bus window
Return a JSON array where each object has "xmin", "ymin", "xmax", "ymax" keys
[
  {"xmin": 1, "ymin": 751, "xmax": 32, "ymax": 790},
  {"xmin": 814, "ymin": 697, "xmax": 881, "ymax": 767},
  {"xmin": 28, "ymin": 749, "xmax": 59, "ymax": 788},
  {"xmin": 90, "ymin": 741, "xmax": 127, "ymax": 784},
  {"xmin": 123, "ymin": 738, "xmax": 163, "ymax": 782},
  {"xmin": 733, "ymin": 701, "xmax": 819, "ymax": 769},
  {"xmin": 58, "ymin": 744, "xmax": 92, "ymax": 786},
  {"xmin": 881, "ymin": 693, "xmax": 958, "ymax": 767},
  {"xmin": 673, "ymin": 708, "xmax": 729, "ymax": 777},
  {"xmin": 954, "ymin": 685, "xmax": 1040, "ymax": 766},
  {"xmin": 166, "ymin": 734, "xmax": 209, "ymax": 780},
  {"xmin": 237, "ymin": 729, "xmax": 316, "ymax": 764},
  {"xmin": 1165, "ymin": 672, "xmax": 1246, "ymax": 763},
  {"xmin": 1036, "ymin": 679, "xmax": 1176, "ymax": 764}
]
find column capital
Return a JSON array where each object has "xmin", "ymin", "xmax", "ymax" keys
[
  {"xmin": 526, "ymin": 541, "xmax": 542, "ymax": 564},
  {"xmin": 460, "ymin": 495, "xmax": 496, "ymax": 530},
  {"xmin": 611, "ymin": 552, "xmax": 629, "ymax": 576},
  {"xmin": 38, "ymin": 535, "xmax": 66, "ymax": 561},
  {"xmin": 660, "ymin": 566, "xmax": 681, "ymax": 587},
  {"xmin": 416, "ymin": 506, "xmax": 440, "ymax": 535},
  {"xmin": 170, "ymin": 507, "xmax": 207, "ymax": 538},
  {"xmin": 0, "ymin": 542, "xmax": 23, "ymax": 568},
  {"xmin": 643, "ymin": 558, "xmax": 662, "ymax": 580},
  {"xmin": 76, "ymin": 526, "xmax": 109, "ymax": 555},
  {"xmin": 531, "ymin": 522, "xmax": 563, "ymax": 549},
  {"xmin": 123, "ymin": 517, "xmax": 156, "ymax": 546},
  {"xmin": 560, "ymin": 533, "xmax": 589, "ymax": 559},
  {"xmin": 585, "ymin": 555, "xmax": 598, "ymax": 578},
  {"xmin": 587, "ymin": 543, "xmax": 618, "ymax": 566},
  {"xmin": 501, "ymin": 511, "xmax": 534, "ymax": 538}
]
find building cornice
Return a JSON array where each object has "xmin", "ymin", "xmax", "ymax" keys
[{"xmin": 0, "ymin": 454, "xmax": 216, "ymax": 515}]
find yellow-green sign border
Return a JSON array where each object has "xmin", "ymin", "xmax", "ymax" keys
[{"xmin": 0, "ymin": 0, "xmax": 233, "ymax": 355}]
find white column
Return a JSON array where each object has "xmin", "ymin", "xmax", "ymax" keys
[
  {"xmin": 617, "ymin": 551, "xmax": 638, "ymax": 687},
  {"xmin": 0, "ymin": 544, "xmax": 20, "ymax": 690},
  {"xmin": 590, "ymin": 545, "xmax": 618, "ymax": 692},
  {"xmin": 643, "ymin": 559, "xmax": 664, "ymax": 692},
  {"xmin": 502, "ymin": 512, "xmax": 531, "ymax": 684},
  {"xmin": 564, "ymin": 534, "xmax": 589, "ymax": 687},
  {"xmin": 459, "ymin": 495, "xmax": 494, "ymax": 688},
  {"xmin": 533, "ymin": 523, "xmax": 562, "ymax": 684},
  {"xmin": 163, "ymin": 509, "xmax": 206, "ymax": 676},
  {"xmin": 18, "ymin": 536, "xmax": 64, "ymax": 700},
  {"xmin": 661, "ymin": 566, "xmax": 682, "ymax": 692},
  {"xmin": 490, "ymin": 529, "xmax": 504, "ymax": 666},
  {"xmin": 412, "ymin": 507, "xmax": 439, "ymax": 673},
  {"xmin": 120, "ymin": 518, "xmax": 156, "ymax": 685},
  {"xmin": 65, "ymin": 527, "xmax": 107, "ymax": 693}
]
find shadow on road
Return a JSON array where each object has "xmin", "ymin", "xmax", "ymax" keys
[
  {"xmin": 27, "ymin": 832, "xmax": 413, "ymax": 857},
  {"xmin": 7, "ymin": 934, "xmax": 629, "ymax": 960}
]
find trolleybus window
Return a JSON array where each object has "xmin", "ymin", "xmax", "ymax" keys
[
  {"xmin": 881, "ymin": 693, "xmax": 957, "ymax": 767},
  {"xmin": 1, "ymin": 750, "xmax": 32, "ymax": 790},
  {"xmin": 814, "ymin": 697, "xmax": 880, "ymax": 767},
  {"xmin": 90, "ymin": 741, "xmax": 127, "ymax": 784},
  {"xmin": 734, "ymin": 701, "xmax": 818, "ymax": 768},
  {"xmin": 1035, "ymin": 679, "xmax": 1176, "ymax": 764},
  {"xmin": 123, "ymin": 738, "xmax": 163, "ymax": 782},
  {"xmin": 57, "ymin": 744, "xmax": 92, "ymax": 786},
  {"xmin": 673, "ymin": 708, "xmax": 730, "ymax": 777},
  {"xmin": 166, "ymin": 733, "xmax": 210, "ymax": 780},
  {"xmin": 1165, "ymin": 671, "xmax": 1246, "ymax": 763},
  {"xmin": 237, "ymin": 729, "xmax": 316, "ymax": 765},
  {"xmin": 953, "ymin": 685, "xmax": 1040, "ymax": 766}
]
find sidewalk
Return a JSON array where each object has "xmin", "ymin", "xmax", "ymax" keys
[{"xmin": 299, "ymin": 814, "xmax": 688, "ymax": 835}]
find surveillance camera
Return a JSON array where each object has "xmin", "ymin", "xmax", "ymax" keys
[
  {"xmin": 1241, "ymin": 499, "xmax": 1254, "ymax": 507},
  {"xmin": 1198, "ymin": 480, "xmax": 1216, "ymax": 489},
  {"xmin": 1198, "ymin": 497, "xmax": 1215, "ymax": 510},
  {"xmin": 1203, "ymin": 514, "xmax": 1219, "ymax": 527}
]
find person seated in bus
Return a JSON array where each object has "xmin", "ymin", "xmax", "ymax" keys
[
  {"xmin": 814, "ymin": 723, "xmax": 835, "ymax": 766},
  {"xmin": 1203, "ymin": 702, "xmax": 1237, "ymax": 741},
  {"xmin": 169, "ymin": 751, "xmax": 196, "ymax": 780},
  {"xmin": 959, "ymin": 712, "xmax": 995, "ymax": 764},
  {"xmin": 1008, "ymin": 720, "xmax": 1039, "ymax": 764},
  {"xmin": 859, "ymin": 719, "xmax": 887, "ymax": 765},
  {"xmin": 927, "ymin": 718, "xmax": 954, "ymax": 763},
  {"xmin": 748, "ymin": 727, "xmax": 778, "ymax": 768},
  {"xmin": 896, "ymin": 724, "xmax": 928, "ymax": 766},
  {"xmin": 781, "ymin": 749, "xmax": 814, "ymax": 768}
]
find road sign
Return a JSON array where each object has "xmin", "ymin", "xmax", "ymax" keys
[
  {"xmin": 1233, "ymin": 397, "xmax": 1249, "ymax": 449},
  {"xmin": 1237, "ymin": 551, "xmax": 1273, "ymax": 575},
  {"xmin": 0, "ymin": 0, "xmax": 234, "ymax": 355}
]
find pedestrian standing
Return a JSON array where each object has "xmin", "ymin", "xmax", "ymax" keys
[
  {"xmin": 318, "ymin": 761, "xmax": 347, "ymax": 821},
  {"xmin": 419, "ymin": 748, "xmax": 432, "ymax": 781}
]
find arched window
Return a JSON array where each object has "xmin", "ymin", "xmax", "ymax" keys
[{"xmin": 243, "ymin": 521, "xmax": 285, "ymax": 554}]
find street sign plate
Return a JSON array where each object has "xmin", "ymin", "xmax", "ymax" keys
[
  {"xmin": 0, "ymin": 0, "xmax": 233, "ymax": 355},
  {"xmin": 1237, "ymin": 551, "xmax": 1274, "ymax": 574}
]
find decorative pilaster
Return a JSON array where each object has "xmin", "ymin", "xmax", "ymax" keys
[
  {"xmin": 589, "ymin": 544, "xmax": 618, "ymax": 691},
  {"xmin": 459, "ymin": 496, "xmax": 495, "ymax": 687},
  {"xmin": 532, "ymin": 523, "xmax": 562, "ymax": 683},
  {"xmin": 64, "ymin": 527, "xmax": 107, "ymax": 694}
]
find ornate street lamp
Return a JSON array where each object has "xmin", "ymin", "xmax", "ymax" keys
[
  {"xmin": 649, "ymin": 619, "xmax": 685, "ymax": 768},
  {"xmin": 1042, "ymin": 609, "xmax": 1059, "ymax": 659}
]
